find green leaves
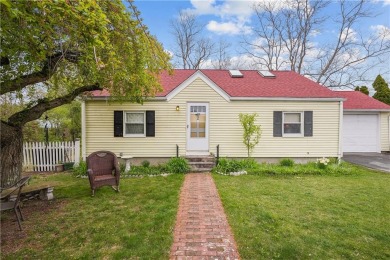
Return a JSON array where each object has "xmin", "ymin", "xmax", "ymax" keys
[
  {"xmin": 239, "ymin": 113, "xmax": 262, "ymax": 157},
  {"xmin": 1, "ymin": 0, "xmax": 172, "ymax": 103},
  {"xmin": 372, "ymin": 75, "xmax": 390, "ymax": 105}
]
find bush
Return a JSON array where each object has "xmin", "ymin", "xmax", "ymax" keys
[
  {"xmin": 166, "ymin": 157, "xmax": 190, "ymax": 174},
  {"xmin": 141, "ymin": 160, "xmax": 150, "ymax": 168},
  {"xmin": 119, "ymin": 163, "xmax": 126, "ymax": 173},
  {"xmin": 72, "ymin": 161, "xmax": 87, "ymax": 177},
  {"xmin": 213, "ymin": 158, "xmax": 249, "ymax": 174},
  {"xmin": 316, "ymin": 157, "xmax": 330, "ymax": 169},
  {"xmin": 279, "ymin": 158, "xmax": 295, "ymax": 167}
]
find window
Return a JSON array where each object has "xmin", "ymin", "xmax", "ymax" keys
[
  {"xmin": 114, "ymin": 111, "xmax": 155, "ymax": 137},
  {"xmin": 124, "ymin": 112, "xmax": 145, "ymax": 137},
  {"xmin": 274, "ymin": 111, "xmax": 313, "ymax": 137},
  {"xmin": 283, "ymin": 112, "xmax": 303, "ymax": 136}
]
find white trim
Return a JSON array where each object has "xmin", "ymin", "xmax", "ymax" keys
[
  {"xmin": 282, "ymin": 112, "xmax": 304, "ymax": 137},
  {"xmin": 338, "ymin": 101, "xmax": 343, "ymax": 160},
  {"xmin": 81, "ymin": 101, "xmax": 86, "ymax": 160},
  {"xmin": 230, "ymin": 97, "xmax": 344, "ymax": 102},
  {"xmin": 344, "ymin": 109, "xmax": 390, "ymax": 112},
  {"xmin": 87, "ymin": 96, "xmax": 167, "ymax": 101},
  {"xmin": 166, "ymin": 70, "xmax": 230, "ymax": 102},
  {"xmin": 186, "ymin": 102, "xmax": 210, "ymax": 154},
  {"xmin": 388, "ymin": 116, "xmax": 390, "ymax": 151},
  {"xmin": 123, "ymin": 111, "xmax": 146, "ymax": 137}
]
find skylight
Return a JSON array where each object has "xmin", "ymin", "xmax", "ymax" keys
[
  {"xmin": 258, "ymin": 70, "xmax": 276, "ymax": 78},
  {"xmin": 229, "ymin": 70, "xmax": 243, "ymax": 78}
]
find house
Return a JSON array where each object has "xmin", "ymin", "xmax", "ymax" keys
[
  {"xmin": 81, "ymin": 69, "xmax": 389, "ymax": 164},
  {"xmin": 336, "ymin": 91, "xmax": 390, "ymax": 153}
]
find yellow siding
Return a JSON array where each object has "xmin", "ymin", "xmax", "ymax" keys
[
  {"xmin": 380, "ymin": 112, "xmax": 390, "ymax": 151},
  {"xmin": 85, "ymin": 77, "xmax": 341, "ymax": 158}
]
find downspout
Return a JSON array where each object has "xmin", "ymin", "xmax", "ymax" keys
[
  {"xmin": 81, "ymin": 100, "xmax": 86, "ymax": 161},
  {"xmin": 388, "ymin": 115, "xmax": 390, "ymax": 151},
  {"xmin": 338, "ymin": 100, "xmax": 343, "ymax": 162}
]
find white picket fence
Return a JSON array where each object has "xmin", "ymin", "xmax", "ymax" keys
[{"xmin": 23, "ymin": 140, "xmax": 80, "ymax": 172}]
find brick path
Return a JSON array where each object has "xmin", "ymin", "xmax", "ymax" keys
[{"xmin": 170, "ymin": 173, "xmax": 240, "ymax": 259}]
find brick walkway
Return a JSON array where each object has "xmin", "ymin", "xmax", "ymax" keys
[{"xmin": 170, "ymin": 173, "xmax": 240, "ymax": 259}]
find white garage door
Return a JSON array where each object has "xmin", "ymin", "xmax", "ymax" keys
[{"xmin": 343, "ymin": 114, "xmax": 379, "ymax": 152}]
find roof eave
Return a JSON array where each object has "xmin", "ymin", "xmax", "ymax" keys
[
  {"xmin": 344, "ymin": 108, "xmax": 390, "ymax": 112},
  {"xmin": 230, "ymin": 97, "xmax": 344, "ymax": 102},
  {"xmin": 86, "ymin": 96, "xmax": 168, "ymax": 101}
]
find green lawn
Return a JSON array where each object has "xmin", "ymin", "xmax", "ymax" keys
[
  {"xmin": 213, "ymin": 169, "xmax": 390, "ymax": 259},
  {"xmin": 1, "ymin": 173, "xmax": 184, "ymax": 259}
]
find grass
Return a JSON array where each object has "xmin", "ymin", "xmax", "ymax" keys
[
  {"xmin": 213, "ymin": 166, "xmax": 390, "ymax": 259},
  {"xmin": 1, "ymin": 173, "xmax": 184, "ymax": 259}
]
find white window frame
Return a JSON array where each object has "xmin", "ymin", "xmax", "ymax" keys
[
  {"xmin": 123, "ymin": 111, "xmax": 146, "ymax": 137},
  {"xmin": 282, "ymin": 112, "xmax": 304, "ymax": 137}
]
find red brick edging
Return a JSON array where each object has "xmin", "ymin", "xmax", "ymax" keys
[{"xmin": 170, "ymin": 173, "xmax": 240, "ymax": 259}]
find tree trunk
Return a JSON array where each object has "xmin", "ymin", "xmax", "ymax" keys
[{"xmin": 1, "ymin": 122, "xmax": 23, "ymax": 188}]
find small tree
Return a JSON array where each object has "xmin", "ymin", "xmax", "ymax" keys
[
  {"xmin": 354, "ymin": 86, "xmax": 369, "ymax": 95},
  {"xmin": 372, "ymin": 75, "xmax": 390, "ymax": 105},
  {"xmin": 239, "ymin": 113, "xmax": 262, "ymax": 157}
]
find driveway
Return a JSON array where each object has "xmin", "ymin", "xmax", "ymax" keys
[{"xmin": 343, "ymin": 153, "xmax": 390, "ymax": 173}]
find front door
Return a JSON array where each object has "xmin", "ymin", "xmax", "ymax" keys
[{"xmin": 187, "ymin": 103, "xmax": 209, "ymax": 155}]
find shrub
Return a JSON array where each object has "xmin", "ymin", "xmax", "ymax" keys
[
  {"xmin": 279, "ymin": 158, "xmax": 295, "ymax": 167},
  {"xmin": 166, "ymin": 157, "xmax": 190, "ymax": 174},
  {"xmin": 213, "ymin": 158, "xmax": 246, "ymax": 174},
  {"xmin": 141, "ymin": 160, "xmax": 150, "ymax": 168},
  {"xmin": 240, "ymin": 158, "xmax": 260, "ymax": 171},
  {"xmin": 317, "ymin": 157, "xmax": 330, "ymax": 169},
  {"xmin": 119, "ymin": 163, "xmax": 126, "ymax": 173},
  {"xmin": 72, "ymin": 161, "xmax": 87, "ymax": 177}
]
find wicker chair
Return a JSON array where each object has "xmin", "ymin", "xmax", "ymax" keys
[{"xmin": 86, "ymin": 151, "xmax": 120, "ymax": 196}]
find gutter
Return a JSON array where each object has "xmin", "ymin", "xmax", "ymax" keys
[
  {"xmin": 86, "ymin": 96, "xmax": 168, "ymax": 101},
  {"xmin": 230, "ymin": 97, "xmax": 344, "ymax": 102}
]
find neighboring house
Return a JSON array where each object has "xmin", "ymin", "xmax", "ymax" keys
[
  {"xmin": 336, "ymin": 91, "xmax": 390, "ymax": 153},
  {"xmin": 82, "ymin": 69, "xmax": 348, "ymax": 163}
]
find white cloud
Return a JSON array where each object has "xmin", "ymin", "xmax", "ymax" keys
[
  {"xmin": 373, "ymin": 0, "xmax": 390, "ymax": 6},
  {"xmin": 206, "ymin": 20, "xmax": 252, "ymax": 35},
  {"xmin": 340, "ymin": 28, "xmax": 357, "ymax": 43},
  {"xmin": 189, "ymin": 0, "xmax": 257, "ymax": 19},
  {"xmin": 370, "ymin": 25, "xmax": 390, "ymax": 40}
]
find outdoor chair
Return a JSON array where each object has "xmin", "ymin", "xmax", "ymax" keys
[
  {"xmin": 0, "ymin": 176, "xmax": 31, "ymax": 231},
  {"xmin": 86, "ymin": 151, "xmax": 120, "ymax": 196}
]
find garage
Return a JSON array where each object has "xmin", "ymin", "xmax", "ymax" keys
[{"xmin": 343, "ymin": 114, "xmax": 379, "ymax": 152}]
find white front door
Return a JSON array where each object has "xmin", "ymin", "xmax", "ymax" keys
[{"xmin": 187, "ymin": 103, "xmax": 209, "ymax": 155}]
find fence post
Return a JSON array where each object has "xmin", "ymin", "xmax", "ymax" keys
[{"xmin": 74, "ymin": 139, "xmax": 80, "ymax": 166}]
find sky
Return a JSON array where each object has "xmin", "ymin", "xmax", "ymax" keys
[{"xmin": 134, "ymin": 0, "xmax": 390, "ymax": 88}]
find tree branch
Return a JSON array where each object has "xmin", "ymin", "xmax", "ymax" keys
[
  {"xmin": 7, "ymin": 83, "xmax": 101, "ymax": 127},
  {"xmin": 0, "ymin": 51, "xmax": 81, "ymax": 95}
]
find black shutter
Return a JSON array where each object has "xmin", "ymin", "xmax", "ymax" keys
[
  {"xmin": 304, "ymin": 111, "xmax": 313, "ymax": 137},
  {"xmin": 114, "ymin": 111, "xmax": 123, "ymax": 137},
  {"xmin": 146, "ymin": 111, "xmax": 155, "ymax": 137},
  {"xmin": 273, "ymin": 111, "xmax": 283, "ymax": 137}
]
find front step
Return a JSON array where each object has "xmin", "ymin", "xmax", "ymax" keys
[{"xmin": 186, "ymin": 155, "xmax": 216, "ymax": 172}]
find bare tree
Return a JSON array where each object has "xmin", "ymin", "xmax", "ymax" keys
[
  {"xmin": 211, "ymin": 39, "xmax": 232, "ymax": 69},
  {"xmin": 244, "ymin": 0, "xmax": 328, "ymax": 71},
  {"xmin": 244, "ymin": 0, "xmax": 390, "ymax": 88},
  {"xmin": 314, "ymin": 0, "xmax": 390, "ymax": 88},
  {"xmin": 242, "ymin": 2, "xmax": 286, "ymax": 70},
  {"xmin": 170, "ymin": 11, "xmax": 215, "ymax": 69}
]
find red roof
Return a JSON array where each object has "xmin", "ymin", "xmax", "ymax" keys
[
  {"xmin": 336, "ymin": 91, "xmax": 390, "ymax": 110},
  {"xmin": 91, "ymin": 69, "xmax": 341, "ymax": 98}
]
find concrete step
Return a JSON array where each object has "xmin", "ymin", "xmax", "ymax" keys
[{"xmin": 186, "ymin": 156, "xmax": 216, "ymax": 172}]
